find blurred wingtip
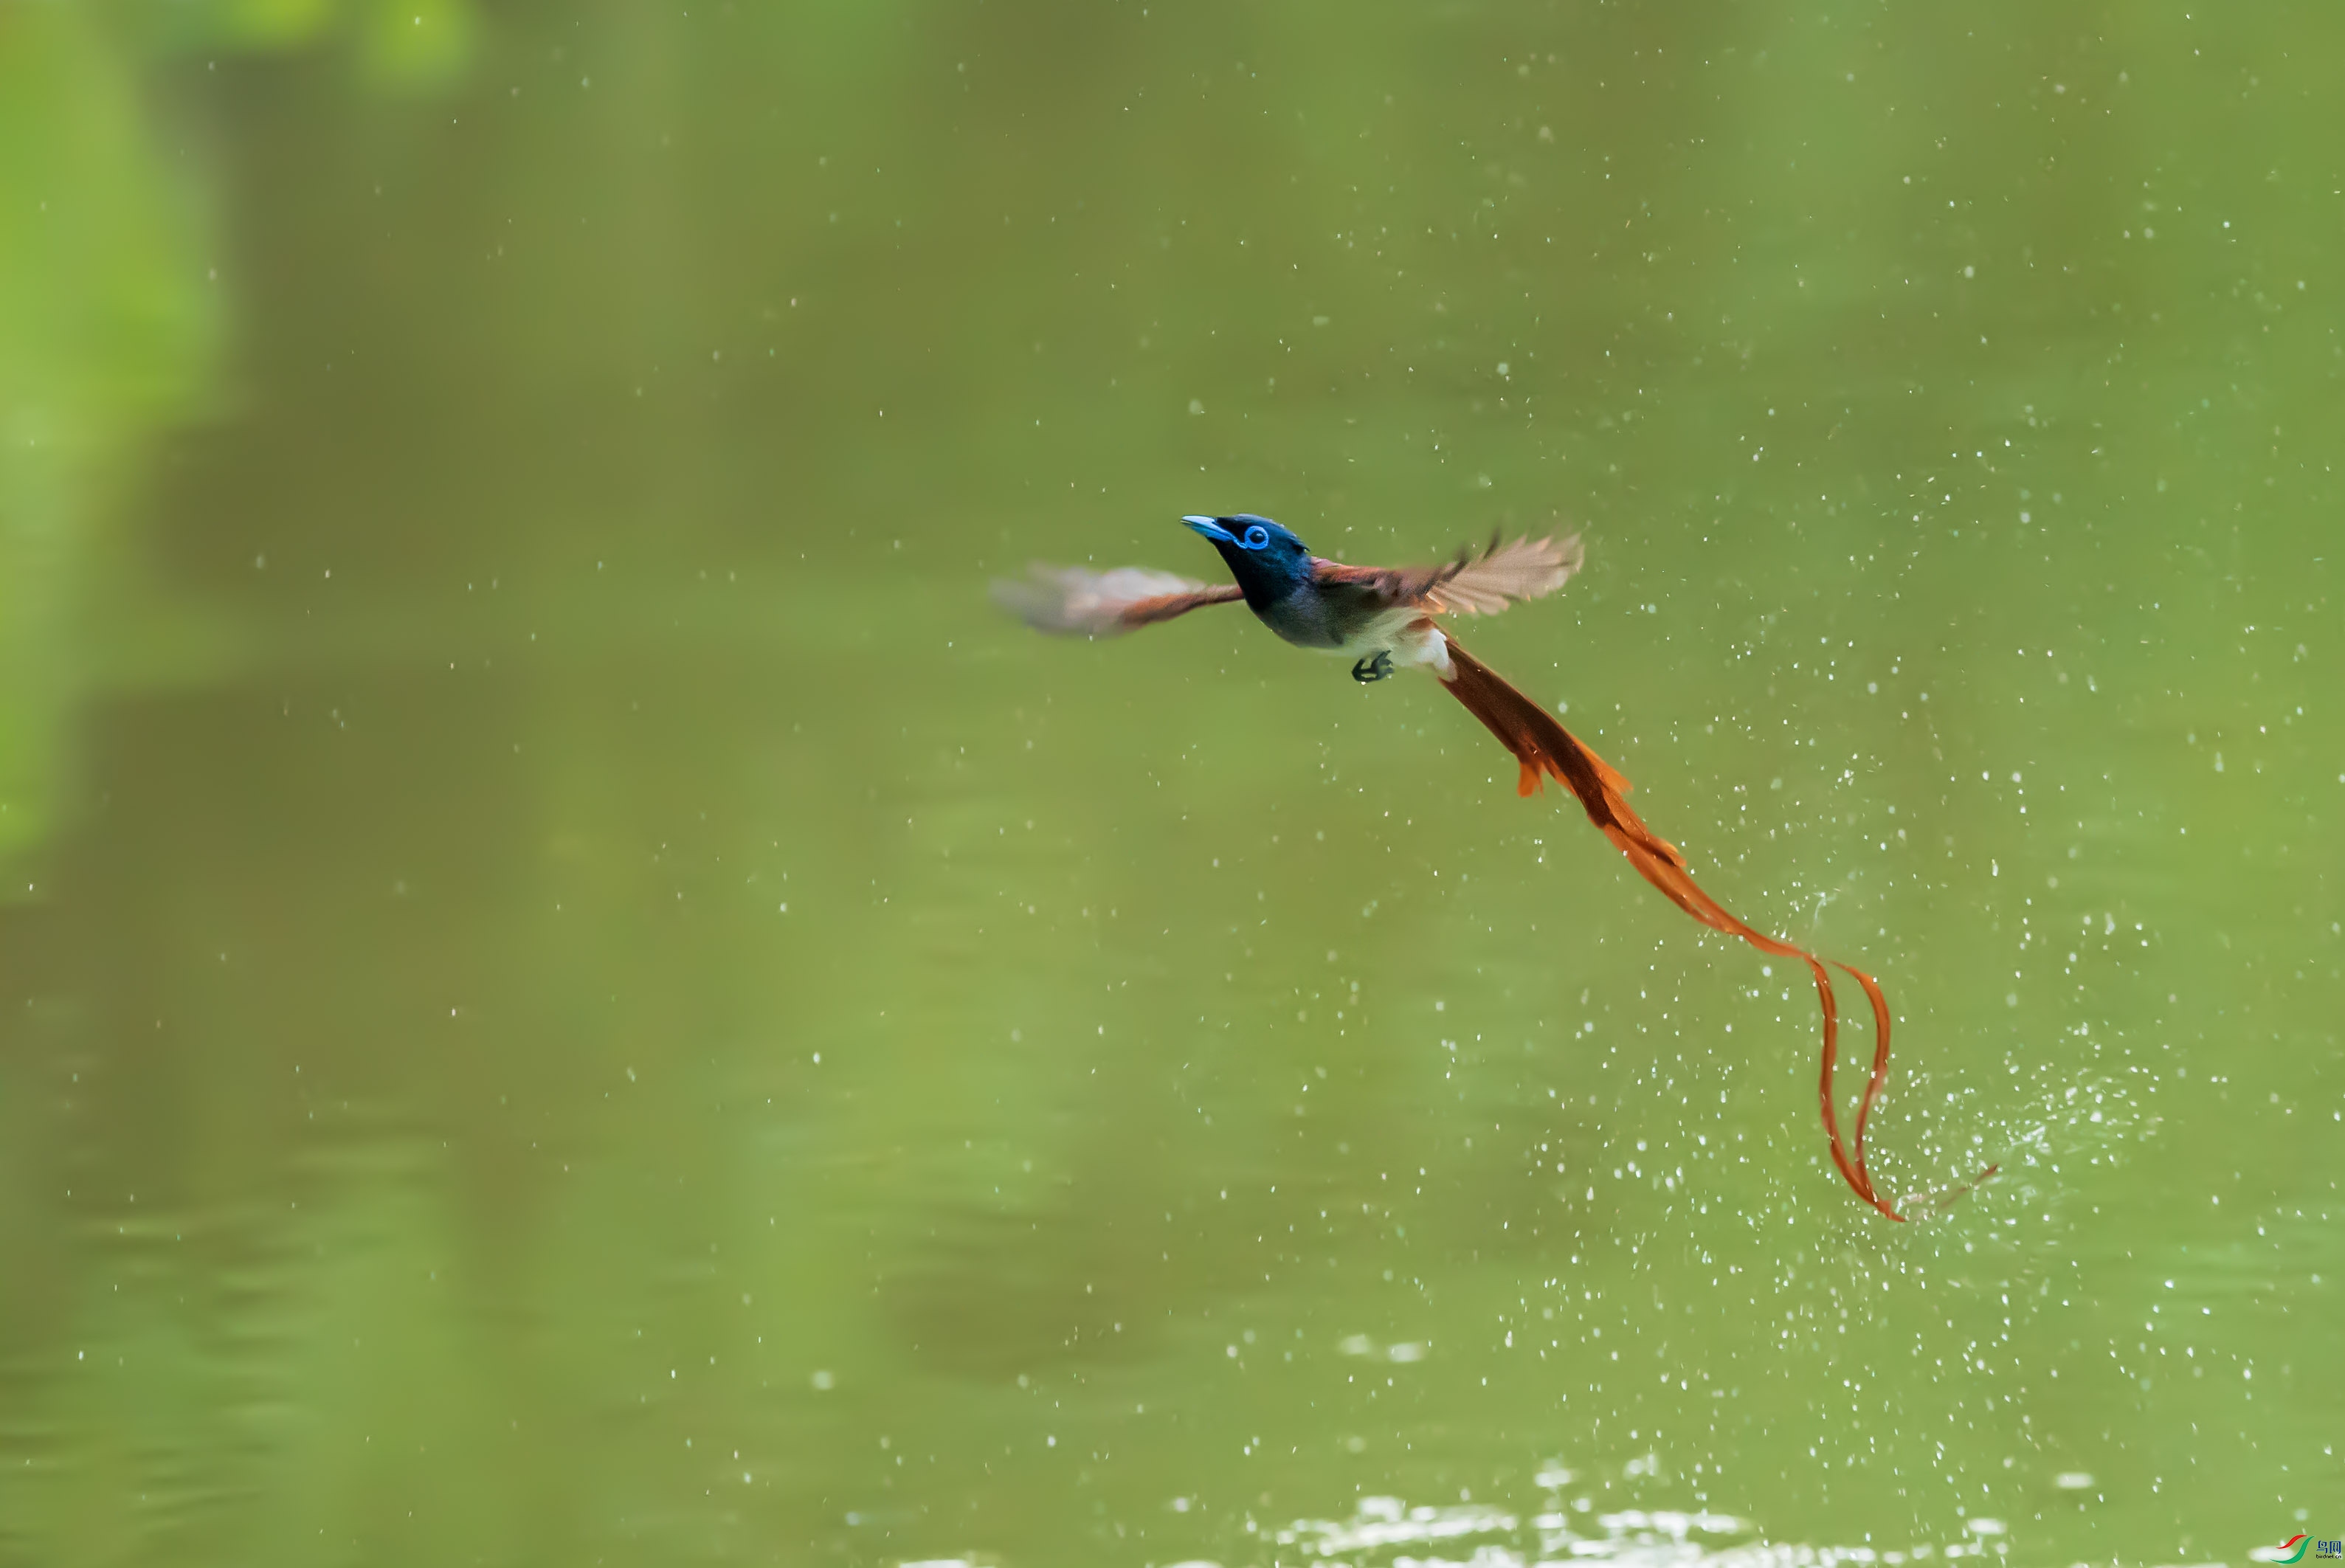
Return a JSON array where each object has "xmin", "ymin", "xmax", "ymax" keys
[{"xmin": 989, "ymin": 564, "xmax": 1091, "ymax": 635}]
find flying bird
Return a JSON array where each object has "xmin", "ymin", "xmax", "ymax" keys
[{"xmin": 996, "ymin": 514, "xmax": 1987, "ymax": 1220}]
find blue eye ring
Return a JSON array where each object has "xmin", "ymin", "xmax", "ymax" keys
[{"xmin": 1243, "ymin": 524, "xmax": 1271, "ymax": 550}]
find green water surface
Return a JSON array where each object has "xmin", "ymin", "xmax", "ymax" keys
[{"xmin": 1, "ymin": 4, "xmax": 2338, "ymax": 1565}]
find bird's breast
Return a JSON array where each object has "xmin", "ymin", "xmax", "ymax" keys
[{"xmin": 1253, "ymin": 584, "xmax": 1416, "ymax": 654}]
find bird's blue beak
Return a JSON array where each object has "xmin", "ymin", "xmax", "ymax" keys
[{"xmin": 1183, "ymin": 514, "xmax": 1237, "ymax": 545}]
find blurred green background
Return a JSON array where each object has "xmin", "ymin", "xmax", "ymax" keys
[{"xmin": 1, "ymin": 1, "xmax": 2338, "ymax": 1564}]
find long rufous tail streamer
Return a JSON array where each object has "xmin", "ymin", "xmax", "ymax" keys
[{"xmin": 1437, "ymin": 635, "xmax": 1993, "ymax": 1220}]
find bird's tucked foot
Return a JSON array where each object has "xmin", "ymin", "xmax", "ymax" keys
[{"xmin": 1350, "ymin": 650, "xmax": 1395, "ymax": 684}]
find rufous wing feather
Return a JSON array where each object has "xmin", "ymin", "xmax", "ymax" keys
[
  {"xmin": 992, "ymin": 565, "xmax": 1243, "ymax": 636},
  {"xmin": 1423, "ymin": 533, "xmax": 1585, "ymax": 615},
  {"xmin": 1313, "ymin": 532, "xmax": 1583, "ymax": 617}
]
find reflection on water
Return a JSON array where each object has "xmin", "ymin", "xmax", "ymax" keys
[{"xmin": 2, "ymin": 1, "xmax": 2341, "ymax": 1566}]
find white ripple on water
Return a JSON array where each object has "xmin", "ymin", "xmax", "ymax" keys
[
  {"xmin": 1269, "ymin": 1489, "xmax": 2018, "ymax": 1568},
  {"xmin": 888, "ymin": 1494, "xmax": 2149, "ymax": 1568}
]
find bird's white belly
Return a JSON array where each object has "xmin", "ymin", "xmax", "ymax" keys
[{"xmin": 1330, "ymin": 608, "xmax": 1453, "ymax": 676}]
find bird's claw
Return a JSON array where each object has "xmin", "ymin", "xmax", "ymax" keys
[{"xmin": 1350, "ymin": 650, "xmax": 1395, "ymax": 684}]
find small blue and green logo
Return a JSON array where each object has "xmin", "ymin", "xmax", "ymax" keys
[{"xmin": 2273, "ymin": 1538, "xmax": 2310, "ymax": 1566}]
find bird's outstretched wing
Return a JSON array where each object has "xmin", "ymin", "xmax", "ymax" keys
[
  {"xmin": 992, "ymin": 564, "xmax": 1244, "ymax": 636},
  {"xmin": 1313, "ymin": 531, "xmax": 1583, "ymax": 616}
]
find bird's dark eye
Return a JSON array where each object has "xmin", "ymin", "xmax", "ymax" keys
[{"xmin": 1243, "ymin": 525, "xmax": 1270, "ymax": 550}]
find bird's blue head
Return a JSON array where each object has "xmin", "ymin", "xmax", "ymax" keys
[{"xmin": 1183, "ymin": 514, "xmax": 1312, "ymax": 605}]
